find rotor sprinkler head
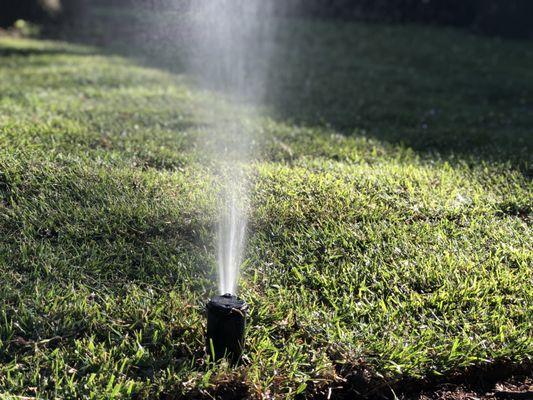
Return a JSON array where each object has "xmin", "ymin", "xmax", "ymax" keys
[{"xmin": 206, "ymin": 293, "xmax": 248, "ymax": 363}]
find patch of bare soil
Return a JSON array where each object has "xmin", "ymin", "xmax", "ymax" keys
[
  {"xmin": 416, "ymin": 376, "xmax": 532, "ymax": 400},
  {"xmin": 317, "ymin": 361, "xmax": 533, "ymax": 400}
]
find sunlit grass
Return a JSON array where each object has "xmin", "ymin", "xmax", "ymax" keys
[{"xmin": 0, "ymin": 30, "xmax": 531, "ymax": 399}]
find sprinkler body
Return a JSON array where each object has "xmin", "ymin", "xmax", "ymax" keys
[{"xmin": 206, "ymin": 294, "xmax": 247, "ymax": 363}]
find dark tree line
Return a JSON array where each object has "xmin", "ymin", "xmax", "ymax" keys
[
  {"xmin": 0, "ymin": 0, "xmax": 81, "ymax": 28},
  {"xmin": 1, "ymin": 0, "xmax": 532, "ymax": 39},
  {"xmin": 289, "ymin": 0, "xmax": 533, "ymax": 38}
]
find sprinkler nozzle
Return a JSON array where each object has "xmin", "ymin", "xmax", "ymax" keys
[{"xmin": 206, "ymin": 293, "xmax": 247, "ymax": 363}]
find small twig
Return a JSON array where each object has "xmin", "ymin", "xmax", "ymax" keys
[{"xmin": 10, "ymin": 333, "xmax": 75, "ymax": 348}]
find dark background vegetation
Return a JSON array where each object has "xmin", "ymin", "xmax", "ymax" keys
[{"xmin": 1, "ymin": 0, "xmax": 533, "ymax": 39}]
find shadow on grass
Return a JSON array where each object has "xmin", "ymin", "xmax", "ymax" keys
[
  {"xmin": 0, "ymin": 45, "xmax": 96, "ymax": 57},
  {"xmin": 43, "ymin": 6, "xmax": 533, "ymax": 174}
]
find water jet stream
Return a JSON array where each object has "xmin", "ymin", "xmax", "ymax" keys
[{"xmin": 186, "ymin": 0, "xmax": 279, "ymax": 295}]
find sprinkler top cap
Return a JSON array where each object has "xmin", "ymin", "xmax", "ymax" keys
[{"xmin": 207, "ymin": 294, "xmax": 248, "ymax": 315}]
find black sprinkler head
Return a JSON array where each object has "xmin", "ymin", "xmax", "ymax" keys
[{"xmin": 206, "ymin": 293, "xmax": 248, "ymax": 363}]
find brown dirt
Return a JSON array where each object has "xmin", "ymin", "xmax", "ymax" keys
[{"xmin": 415, "ymin": 376, "xmax": 532, "ymax": 400}]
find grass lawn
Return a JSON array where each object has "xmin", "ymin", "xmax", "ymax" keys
[{"xmin": 0, "ymin": 14, "xmax": 532, "ymax": 399}]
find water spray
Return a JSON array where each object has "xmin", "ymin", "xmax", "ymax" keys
[
  {"xmin": 206, "ymin": 293, "xmax": 248, "ymax": 363},
  {"xmin": 185, "ymin": 0, "xmax": 279, "ymax": 364}
]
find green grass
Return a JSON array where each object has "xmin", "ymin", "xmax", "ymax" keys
[{"xmin": 1, "ymin": 15, "xmax": 532, "ymax": 399}]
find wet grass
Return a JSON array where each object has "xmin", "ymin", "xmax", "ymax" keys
[{"xmin": 0, "ymin": 25, "xmax": 532, "ymax": 399}]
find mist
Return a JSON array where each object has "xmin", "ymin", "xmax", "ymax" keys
[{"xmin": 185, "ymin": 0, "xmax": 281, "ymax": 295}]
